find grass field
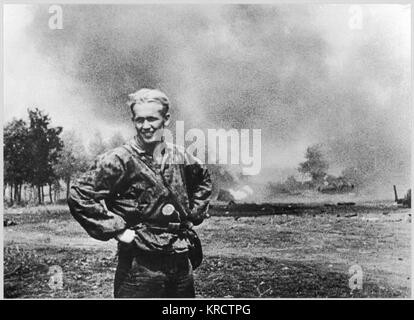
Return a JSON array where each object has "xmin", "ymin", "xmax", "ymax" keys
[{"xmin": 3, "ymin": 202, "xmax": 411, "ymax": 298}]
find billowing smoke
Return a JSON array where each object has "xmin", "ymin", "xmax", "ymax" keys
[{"xmin": 4, "ymin": 4, "xmax": 411, "ymax": 198}]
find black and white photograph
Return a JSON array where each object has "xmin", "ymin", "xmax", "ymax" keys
[{"xmin": 2, "ymin": 2, "xmax": 412, "ymax": 300}]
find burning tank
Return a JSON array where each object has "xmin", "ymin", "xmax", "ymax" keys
[{"xmin": 317, "ymin": 175, "xmax": 354, "ymax": 194}]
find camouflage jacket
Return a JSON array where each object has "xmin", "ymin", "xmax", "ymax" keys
[{"xmin": 68, "ymin": 137, "xmax": 212, "ymax": 254}]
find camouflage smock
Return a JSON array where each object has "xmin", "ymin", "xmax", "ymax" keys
[{"xmin": 67, "ymin": 137, "xmax": 212, "ymax": 254}]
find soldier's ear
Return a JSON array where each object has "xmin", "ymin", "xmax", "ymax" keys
[
  {"xmin": 163, "ymin": 112, "xmax": 171, "ymax": 127},
  {"xmin": 131, "ymin": 111, "xmax": 136, "ymax": 122}
]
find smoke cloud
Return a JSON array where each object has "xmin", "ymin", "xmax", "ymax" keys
[{"xmin": 4, "ymin": 4, "xmax": 411, "ymax": 197}]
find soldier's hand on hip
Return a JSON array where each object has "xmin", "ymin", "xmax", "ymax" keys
[{"xmin": 115, "ymin": 229, "xmax": 135, "ymax": 244}]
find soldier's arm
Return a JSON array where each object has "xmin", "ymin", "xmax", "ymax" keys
[
  {"xmin": 67, "ymin": 151, "xmax": 128, "ymax": 241},
  {"xmin": 184, "ymin": 153, "xmax": 212, "ymax": 226}
]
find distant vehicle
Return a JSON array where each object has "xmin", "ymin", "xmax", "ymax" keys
[
  {"xmin": 393, "ymin": 185, "xmax": 411, "ymax": 208},
  {"xmin": 317, "ymin": 175, "xmax": 354, "ymax": 194}
]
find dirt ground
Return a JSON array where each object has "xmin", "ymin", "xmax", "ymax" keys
[{"xmin": 3, "ymin": 202, "xmax": 411, "ymax": 298}]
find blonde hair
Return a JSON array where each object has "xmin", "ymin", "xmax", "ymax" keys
[{"xmin": 127, "ymin": 88, "xmax": 170, "ymax": 116}]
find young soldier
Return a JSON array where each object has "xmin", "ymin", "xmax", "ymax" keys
[{"xmin": 68, "ymin": 88, "xmax": 212, "ymax": 298}]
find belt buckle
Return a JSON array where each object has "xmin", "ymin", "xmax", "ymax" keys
[{"xmin": 162, "ymin": 203, "xmax": 175, "ymax": 216}]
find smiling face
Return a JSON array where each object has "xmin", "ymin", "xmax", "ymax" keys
[{"xmin": 131, "ymin": 101, "xmax": 170, "ymax": 148}]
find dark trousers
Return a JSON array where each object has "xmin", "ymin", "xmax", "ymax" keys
[{"xmin": 114, "ymin": 249, "xmax": 195, "ymax": 298}]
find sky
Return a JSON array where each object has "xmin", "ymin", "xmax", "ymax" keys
[{"xmin": 3, "ymin": 4, "xmax": 411, "ymax": 196}]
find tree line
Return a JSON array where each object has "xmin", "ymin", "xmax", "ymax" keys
[
  {"xmin": 267, "ymin": 144, "xmax": 362, "ymax": 196},
  {"xmin": 4, "ymin": 108, "xmax": 125, "ymax": 206}
]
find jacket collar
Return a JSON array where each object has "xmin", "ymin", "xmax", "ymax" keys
[
  {"xmin": 130, "ymin": 136, "xmax": 170, "ymax": 157},
  {"xmin": 130, "ymin": 136, "xmax": 147, "ymax": 155}
]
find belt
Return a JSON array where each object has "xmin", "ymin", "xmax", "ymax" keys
[{"xmin": 132, "ymin": 222, "xmax": 184, "ymax": 233}]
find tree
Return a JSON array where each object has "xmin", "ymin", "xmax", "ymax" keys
[
  {"xmin": 107, "ymin": 131, "xmax": 125, "ymax": 149},
  {"xmin": 298, "ymin": 144, "xmax": 328, "ymax": 184},
  {"xmin": 26, "ymin": 108, "xmax": 63, "ymax": 204},
  {"xmin": 4, "ymin": 119, "xmax": 30, "ymax": 204},
  {"xmin": 341, "ymin": 166, "xmax": 363, "ymax": 189},
  {"xmin": 88, "ymin": 131, "xmax": 108, "ymax": 159},
  {"xmin": 54, "ymin": 130, "xmax": 89, "ymax": 199}
]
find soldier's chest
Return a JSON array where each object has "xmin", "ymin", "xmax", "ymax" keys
[{"xmin": 125, "ymin": 155, "xmax": 188, "ymax": 199}]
